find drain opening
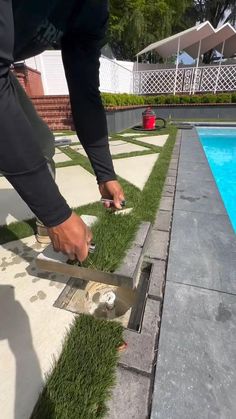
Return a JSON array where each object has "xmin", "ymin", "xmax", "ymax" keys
[{"xmin": 54, "ymin": 262, "xmax": 152, "ymax": 332}]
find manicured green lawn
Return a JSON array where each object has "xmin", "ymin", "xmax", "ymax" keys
[{"xmin": 1, "ymin": 125, "xmax": 176, "ymax": 418}]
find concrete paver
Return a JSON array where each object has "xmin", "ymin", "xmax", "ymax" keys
[
  {"xmin": 151, "ymin": 282, "xmax": 236, "ymax": 419},
  {"xmin": 107, "ymin": 367, "xmax": 150, "ymax": 419},
  {"xmin": 55, "ymin": 135, "xmax": 79, "ymax": 144},
  {"xmin": 0, "ymin": 177, "xmax": 34, "ymax": 225},
  {"xmin": 56, "ymin": 166, "xmax": 100, "ymax": 208},
  {"xmin": 119, "ymin": 133, "xmax": 144, "ymax": 137},
  {"xmin": 137, "ymin": 135, "xmax": 169, "ymax": 147},
  {"xmin": 167, "ymin": 209, "xmax": 236, "ymax": 294},
  {"xmin": 0, "ymin": 166, "xmax": 100, "ymax": 225},
  {"xmin": 113, "ymin": 154, "xmax": 159, "ymax": 189},
  {"xmin": 151, "ymin": 128, "xmax": 236, "ymax": 419},
  {"xmin": 0, "ymin": 214, "xmax": 97, "ymax": 419},
  {"xmin": 0, "ymin": 236, "xmax": 74, "ymax": 419},
  {"xmin": 71, "ymin": 140, "xmax": 148, "ymax": 156},
  {"xmin": 53, "ymin": 152, "xmax": 72, "ymax": 164}
]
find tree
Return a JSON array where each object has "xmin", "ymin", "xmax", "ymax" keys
[
  {"xmin": 185, "ymin": 1, "xmax": 236, "ymax": 63},
  {"xmin": 108, "ymin": 0, "xmax": 193, "ymax": 60}
]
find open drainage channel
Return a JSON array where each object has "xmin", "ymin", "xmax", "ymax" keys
[{"xmin": 54, "ymin": 261, "xmax": 152, "ymax": 332}]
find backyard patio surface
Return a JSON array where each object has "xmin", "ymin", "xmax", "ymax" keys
[
  {"xmin": 3, "ymin": 127, "xmax": 234, "ymax": 418},
  {"xmin": 0, "ymin": 135, "xmax": 166, "ymax": 225},
  {"xmin": 151, "ymin": 128, "xmax": 236, "ymax": 419},
  {"xmin": 0, "ymin": 132, "xmax": 168, "ymax": 418}
]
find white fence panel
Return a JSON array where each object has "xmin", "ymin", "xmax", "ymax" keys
[
  {"xmin": 134, "ymin": 64, "xmax": 236, "ymax": 95},
  {"xmin": 25, "ymin": 51, "xmax": 133, "ymax": 95}
]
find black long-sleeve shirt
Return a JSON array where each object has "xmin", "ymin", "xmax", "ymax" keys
[{"xmin": 0, "ymin": 0, "xmax": 116, "ymax": 227}]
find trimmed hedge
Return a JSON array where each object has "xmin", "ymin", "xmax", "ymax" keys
[{"xmin": 101, "ymin": 92, "xmax": 235, "ymax": 106}]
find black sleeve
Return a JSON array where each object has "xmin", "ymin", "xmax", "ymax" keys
[
  {"xmin": 0, "ymin": 0, "xmax": 71, "ymax": 227},
  {"xmin": 61, "ymin": 0, "xmax": 117, "ymax": 184}
]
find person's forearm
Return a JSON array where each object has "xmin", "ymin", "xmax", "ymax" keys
[
  {"xmin": 6, "ymin": 165, "xmax": 72, "ymax": 227},
  {"xmin": 69, "ymin": 92, "xmax": 117, "ymax": 183},
  {"xmin": 62, "ymin": 35, "xmax": 117, "ymax": 184}
]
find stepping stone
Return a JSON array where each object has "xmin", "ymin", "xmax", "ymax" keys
[
  {"xmin": 71, "ymin": 141, "xmax": 148, "ymax": 157},
  {"xmin": 0, "ymin": 177, "xmax": 33, "ymax": 225},
  {"xmin": 80, "ymin": 214, "xmax": 98, "ymax": 227},
  {"xmin": 113, "ymin": 154, "xmax": 159, "ymax": 190},
  {"xmin": 53, "ymin": 153, "xmax": 72, "ymax": 164},
  {"xmin": 137, "ymin": 135, "xmax": 169, "ymax": 147},
  {"xmin": 0, "ymin": 236, "xmax": 74, "ymax": 419},
  {"xmin": 56, "ymin": 166, "xmax": 100, "ymax": 208},
  {"xmin": 56, "ymin": 135, "xmax": 79, "ymax": 144},
  {"xmin": 0, "ymin": 166, "xmax": 100, "ymax": 225},
  {"xmin": 119, "ymin": 133, "xmax": 145, "ymax": 137}
]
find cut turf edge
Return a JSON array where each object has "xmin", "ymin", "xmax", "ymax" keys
[{"xmin": 30, "ymin": 315, "xmax": 124, "ymax": 419}]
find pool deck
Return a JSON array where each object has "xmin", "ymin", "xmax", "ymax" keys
[{"xmin": 151, "ymin": 128, "xmax": 236, "ymax": 418}]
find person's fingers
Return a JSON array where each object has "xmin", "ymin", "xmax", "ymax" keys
[
  {"xmin": 103, "ymin": 200, "xmax": 111, "ymax": 209},
  {"xmin": 86, "ymin": 229, "xmax": 93, "ymax": 244},
  {"xmin": 75, "ymin": 243, "xmax": 89, "ymax": 262},
  {"xmin": 113, "ymin": 194, "xmax": 123, "ymax": 209},
  {"xmin": 50, "ymin": 232, "xmax": 60, "ymax": 252}
]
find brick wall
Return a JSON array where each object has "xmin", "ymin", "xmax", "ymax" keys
[
  {"xmin": 13, "ymin": 64, "xmax": 44, "ymax": 96},
  {"xmin": 31, "ymin": 95, "xmax": 74, "ymax": 131}
]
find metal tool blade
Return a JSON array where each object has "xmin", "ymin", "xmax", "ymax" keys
[{"xmin": 36, "ymin": 245, "xmax": 133, "ymax": 288}]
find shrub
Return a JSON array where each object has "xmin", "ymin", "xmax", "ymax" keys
[
  {"xmin": 232, "ymin": 93, "xmax": 236, "ymax": 103},
  {"xmin": 215, "ymin": 93, "xmax": 231, "ymax": 103},
  {"xmin": 179, "ymin": 95, "xmax": 191, "ymax": 104},
  {"xmin": 165, "ymin": 95, "xmax": 180, "ymax": 104},
  {"xmin": 189, "ymin": 95, "xmax": 202, "ymax": 103},
  {"xmin": 101, "ymin": 92, "xmax": 236, "ymax": 107}
]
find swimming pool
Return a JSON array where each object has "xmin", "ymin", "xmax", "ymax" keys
[{"xmin": 197, "ymin": 127, "xmax": 236, "ymax": 233}]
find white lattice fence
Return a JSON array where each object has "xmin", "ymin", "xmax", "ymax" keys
[
  {"xmin": 99, "ymin": 57, "xmax": 133, "ymax": 94},
  {"xmin": 134, "ymin": 64, "xmax": 236, "ymax": 94}
]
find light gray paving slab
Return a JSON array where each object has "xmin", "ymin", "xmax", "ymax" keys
[
  {"xmin": 167, "ymin": 169, "xmax": 177, "ymax": 178},
  {"xmin": 169, "ymin": 161, "xmax": 178, "ymax": 170},
  {"xmin": 151, "ymin": 282, "xmax": 236, "ymax": 419},
  {"xmin": 159, "ymin": 196, "xmax": 174, "ymax": 212},
  {"xmin": 167, "ymin": 210, "xmax": 236, "ymax": 294},
  {"xmin": 179, "ymin": 139, "xmax": 206, "ymax": 163},
  {"xmin": 133, "ymin": 222, "xmax": 151, "ymax": 247},
  {"xmin": 153, "ymin": 210, "xmax": 172, "ymax": 232},
  {"xmin": 134, "ymin": 135, "xmax": 169, "ymax": 147},
  {"xmin": 146, "ymin": 230, "xmax": 169, "ymax": 261},
  {"xmin": 71, "ymin": 140, "xmax": 148, "ymax": 156},
  {"xmin": 0, "ymin": 237, "xmax": 74, "ymax": 419},
  {"xmin": 107, "ymin": 367, "xmax": 150, "ymax": 419},
  {"xmin": 175, "ymin": 179, "xmax": 226, "ymax": 215},
  {"xmin": 162, "ymin": 184, "xmax": 175, "ymax": 197},
  {"xmin": 165, "ymin": 176, "xmax": 176, "ymax": 186},
  {"xmin": 116, "ymin": 223, "xmax": 151, "ymax": 284},
  {"xmin": 53, "ymin": 153, "xmax": 71, "ymax": 164},
  {"xmin": 178, "ymin": 160, "xmax": 213, "ymax": 181},
  {"xmin": 113, "ymin": 154, "xmax": 159, "ymax": 190},
  {"xmin": 119, "ymin": 133, "xmax": 145, "ymax": 137},
  {"xmin": 120, "ymin": 299, "xmax": 160, "ymax": 374},
  {"xmin": 148, "ymin": 260, "xmax": 166, "ymax": 299}
]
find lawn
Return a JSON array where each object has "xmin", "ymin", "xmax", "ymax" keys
[{"xmin": 1, "ymin": 125, "xmax": 177, "ymax": 418}]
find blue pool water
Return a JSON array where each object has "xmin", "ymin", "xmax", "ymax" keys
[{"xmin": 197, "ymin": 127, "xmax": 236, "ymax": 232}]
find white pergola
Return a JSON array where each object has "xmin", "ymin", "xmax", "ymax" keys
[{"xmin": 137, "ymin": 21, "xmax": 236, "ymax": 94}]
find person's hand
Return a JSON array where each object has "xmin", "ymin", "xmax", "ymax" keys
[
  {"xmin": 99, "ymin": 180, "xmax": 125, "ymax": 209},
  {"xmin": 47, "ymin": 212, "xmax": 93, "ymax": 262}
]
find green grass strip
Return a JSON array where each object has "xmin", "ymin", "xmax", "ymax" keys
[{"xmin": 31, "ymin": 315, "xmax": 123, "ymax": 419}]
